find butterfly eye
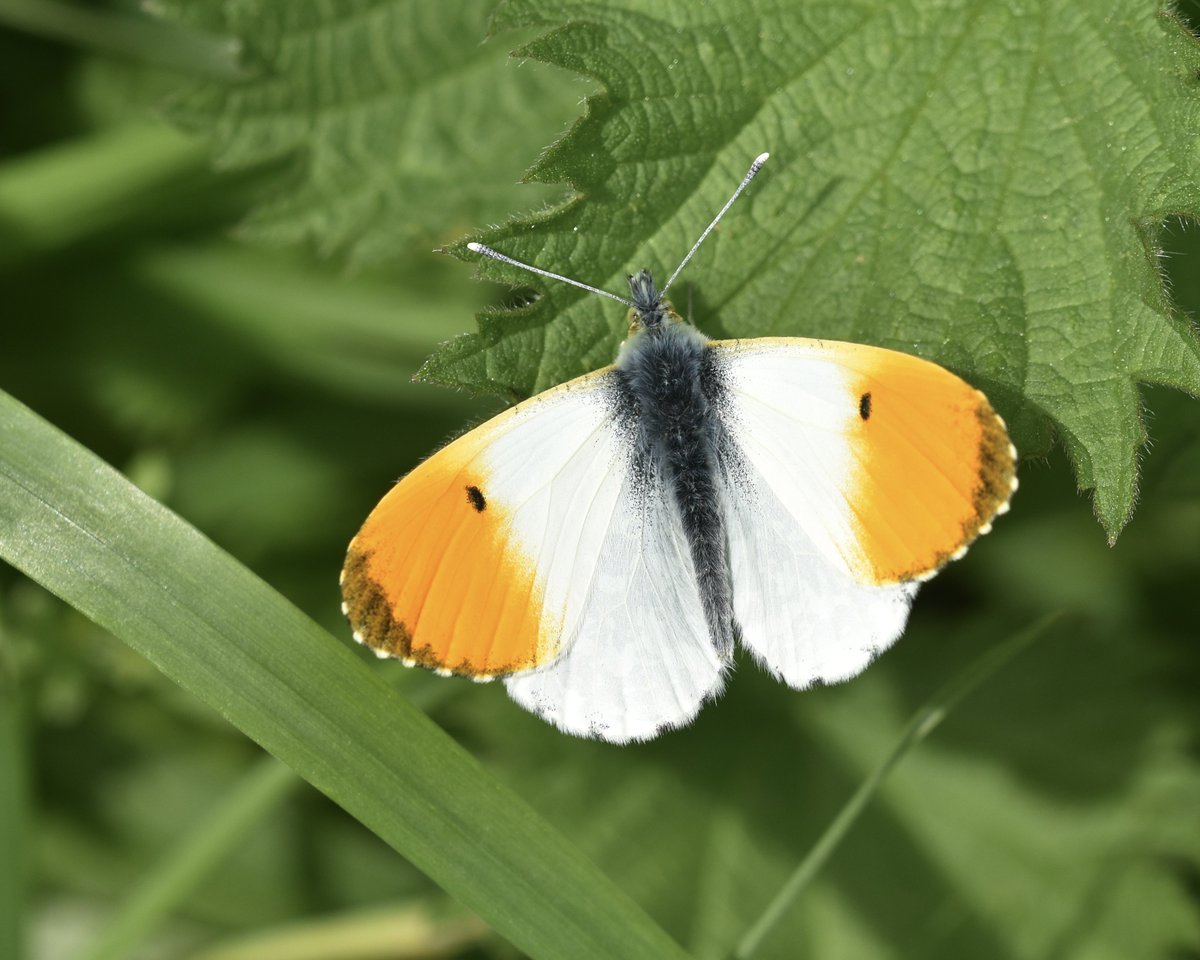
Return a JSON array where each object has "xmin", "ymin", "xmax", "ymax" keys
[{"xmin": 466, "ymin": 485, "xmax": 487, "ymax": 512}]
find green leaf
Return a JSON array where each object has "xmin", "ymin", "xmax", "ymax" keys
[
  {"xmin": 423, "ymin": 0, "xmax": 1200, "ymax": 539},
  {"xmin": 152, "ymin": 0, "xmax": 588, "ymax": 265},
  {"xmin": 131, "ymin": 242, "xmax": 495, "ymax": 405},
  {"xmin": 0, "ymin": 390, "xmax": 691, "ymax": 960}
]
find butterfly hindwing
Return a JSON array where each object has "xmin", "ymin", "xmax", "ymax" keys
[
  {"xmin": 720, "ymin": 464, "xmax": 919, "ymax": 687},
  {"xmin": 505, "ymin": 458, "xmax": 726, "ymax": 743}
]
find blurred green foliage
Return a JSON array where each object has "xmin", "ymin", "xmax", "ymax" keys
[{"xmin": 1, "ymin": 2, "xmax": 1199, "ymax": 959}]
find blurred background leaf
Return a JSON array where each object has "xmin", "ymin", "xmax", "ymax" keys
[
  {"xmin": 153, "ymin": 0, "xmax": 590, "ymax": 265},
  {"xmin": 1, "ymin": 0, "xmax": 1199, "ymax": 959}
]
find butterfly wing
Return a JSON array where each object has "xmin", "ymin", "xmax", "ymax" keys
[
  {"xmin": 504, "ymin": 456, "xmax": 726, "ymax": 743},
  {"xmin": 341, "ymin": 367, "xmax": 723, "ymax": 742},
  {"xmin": 709, "ymin": 337, "xmax": 1017, "ymax": 687}
]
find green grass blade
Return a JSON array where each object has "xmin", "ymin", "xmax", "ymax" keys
[
  {"xmin": 0, "ymin": 390, "xmax": 691, "ymax": 960},
  {"xmin": 734, "ymin": 613, "xmax": 1064, "ymax": 960}
]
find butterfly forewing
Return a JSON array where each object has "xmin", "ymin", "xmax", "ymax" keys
[
  {"xmin": 712, "ymin": 338, "xmax": 1016, "ymax": 584},
  {"xmin": 342, "ymin": 368, "xmax": 619, "ymax": 677}
]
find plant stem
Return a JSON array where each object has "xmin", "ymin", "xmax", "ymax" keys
[
  {"xmin": 68, "ymin": 671, "xmax": 471, "ymax": 960},
  {"xmin": 734, "ymin": 612, "xmax": 1063, "ymax": 960},
  {"xmin": 76, "ymin": 756, "xmax": 300, "ymax": 960}
]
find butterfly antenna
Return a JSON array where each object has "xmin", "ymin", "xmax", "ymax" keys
[
  {"xmin": 660, "ymin": 152, "xmax": 769, "ymax": 296},
  {"xmin": 467, "ymin": 243, "xmax": 633, "ymax": 307}
]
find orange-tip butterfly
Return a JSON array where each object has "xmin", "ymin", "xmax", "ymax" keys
[{"xmin": 341, "ymin": 154, "xmax": 1017, "ymax": 743}]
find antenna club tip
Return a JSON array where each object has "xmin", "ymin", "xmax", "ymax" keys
[
  {"xmin": 466, "ymin": 242, "xmax": 484, "ymax": 253},
  {"xmin": 753, "ymin": 152, "xmax": 770, "ymax": 166}
]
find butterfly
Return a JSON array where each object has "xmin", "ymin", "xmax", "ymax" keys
[{"xmin": 340, "ymin": 154, "xmax": 1018, "ymax": 743}]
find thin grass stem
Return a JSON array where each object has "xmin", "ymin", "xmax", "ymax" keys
[
  {"xmin": 734, "ymin": 612, "xmax": 1064, "ymax": 959},
  {"xmin": 76, "ymin": 757, "xmax": 300, "ymax": 960}
]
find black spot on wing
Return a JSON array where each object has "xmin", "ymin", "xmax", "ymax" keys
[
  {"xmin": 466, "ymin": 485, "xmax": 486, "ymax": 512},
  {"xmin": 860, "ymin": 392, "xmax": 872, "ymax": 420}
]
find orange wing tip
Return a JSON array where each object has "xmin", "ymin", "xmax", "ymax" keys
[
  {"xmin": 847, "ymin": 361, "xmax": 1018, "ymax": 585},
  {"xmin": 341, "ymin": 541, "xmax": 553, "ymax": 679},
  {"xmin": 875, "ymin": 400, "xmax": 1016, "ymax": 584}
]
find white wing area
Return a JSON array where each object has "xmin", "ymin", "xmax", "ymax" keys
[
  {"xmin": 721, "ymin": 469, "xmax": 916, "ymax": 687},
  {"xmin": 504, "ymin": 468, "xmax": 726, "ymax": 744},
  {"xmin": 469, "ymin": 375, "xmax": 627, "ymax": 654},
  {"xmin": 712, "ymin": 342, "xmax": 918, "ymax": 688},
  {"xmin": 478, "ymin": 374, "xmax": 725, "ymax": 743}
]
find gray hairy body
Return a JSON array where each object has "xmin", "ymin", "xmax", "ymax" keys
[{"xmin": 614, "ymin": 271, "xmax": 737, "ymax": 662}]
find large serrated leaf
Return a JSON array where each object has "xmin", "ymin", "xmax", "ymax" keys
[
  {"xmin": 152, "ymin": 0, "xmax": 585, "ymax": 264},
  {"xmin": 423, "ymin": 0, "xmax": 1200, "ymax": 539}
]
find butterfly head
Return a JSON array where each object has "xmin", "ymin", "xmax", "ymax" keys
[{"xmin": 627, "ymin": 270, "xmax": 675, "ymax": 331}]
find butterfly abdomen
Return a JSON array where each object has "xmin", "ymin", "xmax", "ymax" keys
[{"xmin": 617, "ymin": 321, "xmax": 736, "ymax": 661}]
